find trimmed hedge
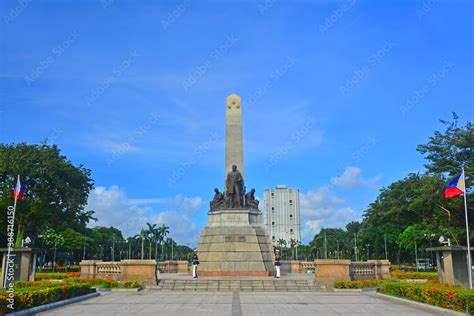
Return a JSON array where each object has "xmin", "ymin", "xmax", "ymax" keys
[
  {"xmin": 36, "ymin": 266, "xmax": 81, "ymax": 273},
  {"xmin": 334, "ymin": 280, "xmax": 380, "ymax": 289},
  {"xmin": 0, "ymin": 284, "xmax": 93, "ymax": 314},
  {"xmin": 0, "ymin": 278, "xmax": 140, "ymax": 314},
  {"xmin": 391, "ymin": 271, "xmax": 438, "ymax": 282},
  {"xmin": 378, "ymin": 281, "xmax": 474, "ymax": 313},
  {"xmin": 35, "ymin": 272, "xmax": 81, "ymax": 280}
]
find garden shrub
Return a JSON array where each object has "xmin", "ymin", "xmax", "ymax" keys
[
  {"xmin": 378, "ymin": 280, "xmax": 474, "ymax": 313},
  {"xmin": 334, "ymin": 280, "xmax": 380, "ymax": 289},
  {"xmin": 36, "ymin": 266, "xmax": 81, "ymax": 273},
  {"xmin": 391, "ymin": 271, "xmax": 438, "ymax": 282},
  {"xmin": 121, "ymin": 280, "xmax": 139, "ymax": 288},
  {"xmin": 0, "ymin": 284, "xmax": 93, "ymax": 314}
]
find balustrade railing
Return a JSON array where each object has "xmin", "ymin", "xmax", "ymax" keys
[
  {"xmin": 350, "ymin": 262, "xmax": 375, "ymax": 280},
  {"xmin": 96, "ymin": 263, "xmax": 121, "ymax": 275}
]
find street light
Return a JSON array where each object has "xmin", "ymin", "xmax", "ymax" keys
[
  {"xmin": 424, "ymin": 233, "xmax": 436, "ymax": 266},
  {"xmin": 38, "ymin": 234, "xmax": 45, "ymax": 267},
  {"xmin": 414, "ymin": 233, "xmax": 418, "ymax": 272}
]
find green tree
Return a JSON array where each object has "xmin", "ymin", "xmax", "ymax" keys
[
  {"xmin": 134, "ymin": 228, "xmax": 147, "ymax": 260},
  {"xmin": 43, "ymin": 228, "xmax": 65, "ymax": 271},
  {"xmin": 289, "ymin": 238, "xmax": 298, "ymax": 259},
  {"xmin": 417, "ymin": 112, "xmax": 473, "ymax": 181},
  {"xmin": 158, "ymin": 224, "xmax": 170, "ymax": 260},
  {"xmin": 145, "ymin": 222, "xmax": 158, "ymax": 259},
  {"xmin": 0, "ymin": 142, "xmax": 94, "ymax": 247},
  {"xmin": 61, "ymin": 228, "xmax": 86, "ymax": 260}
]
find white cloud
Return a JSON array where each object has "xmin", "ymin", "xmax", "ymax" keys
[
  {"xmin": 128, "ymin": 198, "xmax": 166, "ymax": 205},
  {"xmin": 86, "ymin": 186, "xmax": 203, "ymax": 245},
  {"xmin": 299, "ymin": 187, "xmax": 360, "ymax": 242},
  {"xmin": 330, "ymin": 166, "xmax": 381, "ymax": 188},
  {"xmin": 100, "ymin": 140, "xmax": 142, "ymax": 154}
]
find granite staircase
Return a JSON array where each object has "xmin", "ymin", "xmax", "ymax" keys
[{"xmin": 147, "ymin": 279, "xmax": 329, "ymax": 292}]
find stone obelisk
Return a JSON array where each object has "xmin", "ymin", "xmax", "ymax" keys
[
  {"xmin": 196, "ymin": 93, "xmax": 274, "ymax": 276},
  {"xmin": 225, "ymin": 94, "xmax": 244, "ymax": 179}
]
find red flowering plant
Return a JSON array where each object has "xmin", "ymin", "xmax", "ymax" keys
[{"xmin": 378, "ymin": 281, "xmax": 474, "ymax": 313}]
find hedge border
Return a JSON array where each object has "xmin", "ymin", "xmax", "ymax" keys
[
  {"xmin": 8, "ymin": 292, "xmax": 100, "ymax": 316},
  {"xmin": 371, "ymin": 292, "xmax": 466, "ymax": 316}
]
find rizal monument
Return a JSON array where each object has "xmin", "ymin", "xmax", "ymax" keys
[{"xmin": 196, "ymin": 94, "xmax": 274, "ymax": 276}]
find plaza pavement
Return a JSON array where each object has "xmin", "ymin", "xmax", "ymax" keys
[{"xmin": 37, "ymin": 291, "xmax": 453, "ymax": 316}]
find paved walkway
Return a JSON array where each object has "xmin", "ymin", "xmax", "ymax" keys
[{"xmin": 38, "ymin": 291, "xmax": 450, "ymax": 315}]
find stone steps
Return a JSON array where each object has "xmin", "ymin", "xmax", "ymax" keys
[{"xmin": 147, "ymin": 279, "xmax": 329, "ymax": 292}]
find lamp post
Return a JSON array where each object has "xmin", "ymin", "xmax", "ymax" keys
[
  {"xmin": 384, "ymin": 234, "xmax": 388, "ymax": 260},
  {"xmin": 354, "ymin": 233, "xmax": 359, "ymax": 261},
  {"xmin": 82, "ymin": 233, "xmax": 86, "ymax": 260},
  {"xmin": 424, "ymin": 233, "xmax": 436, "ymax": 267},
  {"xmin": 111, "ymin": 236, "xmax": 115, "ymax": 262},
  {"xmin": 38, "ymin": 234, "xmax": 44, "ymax": 267},
  {"xmin": 414, "ymin": 233, "xmax": 418, "ymax": 272}
]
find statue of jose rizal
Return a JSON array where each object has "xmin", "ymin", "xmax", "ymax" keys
[{"xmin": 225, "ymin": 164, "xmax": 244, "ymax": 208}]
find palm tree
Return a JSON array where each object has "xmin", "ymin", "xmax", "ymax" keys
[
  {"xmin": 164, "ymin": 237, "xmax": 177, "ymax": 260},
  {"xmin": 277, "ymin": 238, "xmax": 287, "ymax": 259},
  {"xmin": 289, "ymin": 238, "xmax": 297, "ymax": 259},
  {"xmin": 158, "ymin": 225, "xmax": 169, "ymax": 260},
  {"xmin": 133, "ymin": 228, "xmax": 147, "ymax": 260},
  {"xmin": 146, "ymin": 222, "xmax": 158, "ymax": 259}
]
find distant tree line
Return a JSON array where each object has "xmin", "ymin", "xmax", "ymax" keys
[
  {"xmin": 0, "ymin": 142, "xmax": 193, "ymax": 265},
  {"xmin": 308, "ymin": 113, "xmax": 473, "ymax": 265}
]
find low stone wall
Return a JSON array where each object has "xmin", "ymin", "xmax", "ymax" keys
[
  {"xmin": 80, "ymin": 260, "xmax": 158, "ymax": 286},
  {"xmin": 157, "ymin": 261, "xmax": 188, "ymax": 273},
  {"xmin": 313, "ymin": 259, "xmax": 391, "ymax": 287}
]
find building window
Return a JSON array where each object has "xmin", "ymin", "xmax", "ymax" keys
[
  {"xmin": 290, "ymin": 229, "xmax": 294, "ymax": 233},
  {"xmin": 290, "ymin": 214, "xmax": 293, "ymax": 219},
  {"xmin": 289, "ymin": 199, "xmax": 293, "ymax": 204},
  {"xmin": 272, "ymin": 236, "xmax": 275, "ymax": 240},
  {"xmin": 272, "ymin": 221, "xmax": 275, "ymax": 226},
  {"xmin": 271, "ymin": 207, "xmax": 274, "ymax": 211}
]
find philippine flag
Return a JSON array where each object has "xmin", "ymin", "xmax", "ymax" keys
[
  {"xmin": 13, "ymin": 175, "xmax": 24, "ymax": 201},
  {"xmin": 444, "ymin": 172, "xmax": 466, "ymax": 199}
]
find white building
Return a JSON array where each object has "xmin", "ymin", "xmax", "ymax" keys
[{"xmin": 264, "ymin": 185, "xmax": 301, "ymax": 246}]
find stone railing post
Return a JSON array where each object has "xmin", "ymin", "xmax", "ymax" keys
[
  {"xmin": 177, "ymin": 261, "xmax": 188, "ymax": 273},
  {"xmin": 79, "ymin": 260, "xmax": 101, "ymax": 279},
  {"xmin": 290, "ymin": 260, "xmax": 301, "ymax": 273},
  {"xmin": 367, "ymin": 260, "xmax": 391, "ymax": 280},
  {"xmin": 314, "ymin": 259, "xmax": 351, "ymax": 287},
  {"xmin": 120, "ymin": 260, "xmax": 157, "ymax": 286}
]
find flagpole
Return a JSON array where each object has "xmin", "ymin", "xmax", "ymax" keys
[
  {"xmin": 3, "ymin": 175, "xmax": 20, "ymax": 288},
  {"xmin": 462, "ymin": 166, "xmax": 472, "ymax": 289}
]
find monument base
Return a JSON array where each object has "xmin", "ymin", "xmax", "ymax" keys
[{"xmin": 197, "ymin": 208, "xmax": 274, "ymax": 277}]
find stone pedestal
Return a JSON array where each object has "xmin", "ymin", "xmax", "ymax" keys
[
  {"xmin": 368, "ymin": 260, "xmax": 391, "ymax": 280},
  {"xmin": 427, "ymin": 246, "xmax": 474, "ymax": 288},
  {"xmin": 0, "ymin": 248, "xmax": 39, "ymax": 288},
  {"xmin": 314, "ymin": 259, "xmax": 351, "ymax": 287},
  {"xmin": 197, "ymin": 208, "xmax": 274, "ymax": 276},
  {"xmin": 120, "ymin": 260, "xmax": 157, "ymax": 285}
]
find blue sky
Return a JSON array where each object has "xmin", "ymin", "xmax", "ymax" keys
[{"xmin": 1, "ymin": 0, "xmax": 473, "ymax": 245}]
